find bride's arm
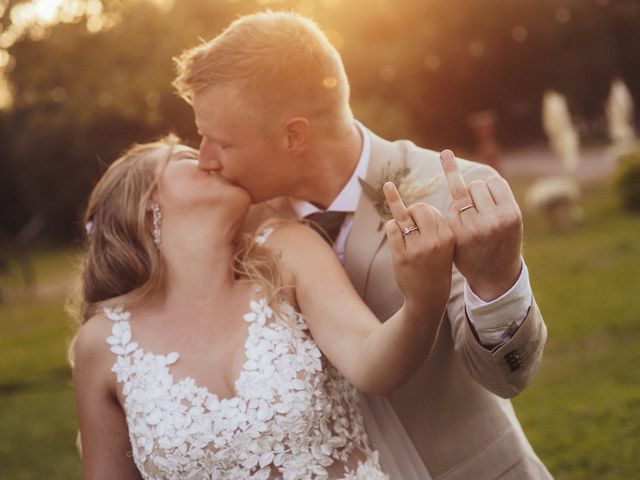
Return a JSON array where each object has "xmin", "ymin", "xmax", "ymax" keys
[
  {"xmin": 73, "ymin": 316, "xmax": 142, "ymax": 479},
  {"xmin": 268, "ymin": 183, "xmax": 455, "ymax": 395}
]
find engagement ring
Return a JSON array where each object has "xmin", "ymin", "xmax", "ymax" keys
[{"xmin": 402, "ymin": 225, "xmax": 419, "ymax": 237}]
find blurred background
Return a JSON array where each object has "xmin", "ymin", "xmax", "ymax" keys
[{"xmin": 0, "ymin": 0, "xmax": 639, "ymax": 478}]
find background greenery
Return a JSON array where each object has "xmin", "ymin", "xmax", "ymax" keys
[{"xmin": 0, "ymin": 0, "xmax": 639, "ymax": 239}]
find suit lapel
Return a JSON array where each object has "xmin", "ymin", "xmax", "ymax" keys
[{"xmin": 344, "ymin": 133, "xmax": 402, "ymax": 296}]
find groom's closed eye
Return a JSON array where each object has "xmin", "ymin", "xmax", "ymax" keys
[
  {"xmin": 200, "ymin": 133, "xmax": 230, "ymax": 148},
  {"xmin": 207, "ymin": 138, "xmax": 232, "ymax": 151}
]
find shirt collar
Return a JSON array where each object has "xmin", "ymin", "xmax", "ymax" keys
[{"xmin": 290, "ymin": 120, "xmax": 371, "ymax": 217}]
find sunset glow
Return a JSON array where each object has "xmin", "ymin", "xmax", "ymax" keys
[
  {"xmin": 11, "ymin": 0, "xmax": 68, "ymax": 28},
  {"xmin": 0, "ymin": 0, "xmax": 109, "ymax": 109}
]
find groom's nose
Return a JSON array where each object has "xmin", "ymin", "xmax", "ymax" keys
[{"xmin": 198, "ymin": 140, "xmax": 222, "ymax": 172}]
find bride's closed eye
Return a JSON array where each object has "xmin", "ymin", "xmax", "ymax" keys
[{"xmin": 174, "ymin": 150, "xmax": 199, "ymax": 162}]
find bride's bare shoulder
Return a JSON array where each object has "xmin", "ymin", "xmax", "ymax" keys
[
  {"xmin": 258, "ymin": 220, "xmax": 331, "ymax": 254},
  {"xmin": 73, "ymin": 311, "xmax": 117, "ymax": 375},
  {"xmin": 257, "ymin": 221, "xmax": 342, "ymax": 284}
]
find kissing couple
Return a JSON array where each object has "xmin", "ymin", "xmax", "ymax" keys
[{"xmin": 72, "ymin": 11, "xmax": 551, "ymax": 480}]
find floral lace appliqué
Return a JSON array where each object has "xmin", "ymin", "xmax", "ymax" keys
[{"xmin": 105, "ymin": 295, "xmax": 388, "ymax": 480}]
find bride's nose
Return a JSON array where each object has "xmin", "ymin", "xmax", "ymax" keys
[{"xmin": 198, "ymin": 157, "xmax": 222, "ymax": 172}]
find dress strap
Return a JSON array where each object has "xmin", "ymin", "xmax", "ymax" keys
[
  {"xmin": 104, "ymin": 305, "xmax": 131, "ymax": 323},
  {"xmin": 104, "ymin": 306, "xmax": 139, "ymax": 358}
]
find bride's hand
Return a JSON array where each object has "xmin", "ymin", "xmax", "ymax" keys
[
  {"xmin": 383, "ymin": 182, "xmax": 455, "ymax": 318},
  {"xmin": 262, "ymin": 186, "xmax": 454, "ymax": 394}
]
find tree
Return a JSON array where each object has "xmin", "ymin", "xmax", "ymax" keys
[{"xmin": 0, "ymin": 0, "xmax": 638, "ymax": 240}]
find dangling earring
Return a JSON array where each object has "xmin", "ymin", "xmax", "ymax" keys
[{"xmin": 151, "ymin": 203, "xmax": 162, "ymax": 249}]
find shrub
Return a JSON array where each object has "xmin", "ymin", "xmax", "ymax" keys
[{"xmin": 614, "ymin": 150, "xmax": 640, "ymax": 212}]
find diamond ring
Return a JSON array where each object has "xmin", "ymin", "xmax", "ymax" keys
[{"xmin": 402, "ymin": 225, "xmax": 419, "ymax": 237}]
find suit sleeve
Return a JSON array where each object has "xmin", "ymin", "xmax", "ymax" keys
[{"xmin": 447, "ymin": 264, "xmax": 547, "ymax": 398}]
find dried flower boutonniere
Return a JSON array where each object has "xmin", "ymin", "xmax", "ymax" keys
[{"xmin": 358, "ymin": 162, "xmax": 438, "ymax": 230}]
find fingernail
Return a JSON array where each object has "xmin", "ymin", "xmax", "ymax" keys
[
  {"xmin": 384, "ymin": 182, "xmax": 394, "ymax": 191},
  {"xmin": 441, "ymin": 150, "xmax": 454, "ymax": 161}
]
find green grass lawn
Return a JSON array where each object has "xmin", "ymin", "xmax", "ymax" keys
[
  {"xmin": 0, "ymin": 248, "xmax": 82, "ymax": 480},
  {"xmin": 0, "ymin": 183, "xmax": 639, "ymax": 479},
  {"xmin": 513, "ymin": 184, "xmax": 640, "ymax": 479}
]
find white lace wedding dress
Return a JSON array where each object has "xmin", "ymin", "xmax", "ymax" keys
[{"xmin": 104, "ymin": 237, "xmax": 389, "ymax": 479}]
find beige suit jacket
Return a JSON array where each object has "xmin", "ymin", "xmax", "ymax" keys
[{"xmin": 245, "ymin": 132, "xmax": 550, "ymax": 479}]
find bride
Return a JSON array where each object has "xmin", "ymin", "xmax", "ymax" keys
[{"xmin": 71, "ymin": 135, "xmax": 455, "ymax": 479}]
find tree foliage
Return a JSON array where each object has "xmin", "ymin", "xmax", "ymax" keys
[{"xmin": 0, "ymin": 0, "xmax": 638, "ymax": 240}]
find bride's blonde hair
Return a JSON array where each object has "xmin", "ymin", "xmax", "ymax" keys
[
  {"xmin": 68, "ymin": 135, "xmax": 283, "ymax": 355},
  {"xmin": 68, "ymin": 136, "xmax": 284, "ymax": 455}
]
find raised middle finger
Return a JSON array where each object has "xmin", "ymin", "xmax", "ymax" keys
[
  {"xmin": 440, "ymin": 150, "xmax": 474, "ymax": 211},
  {"xmin": 384, "ymin": 182, "xmax": 415, "ymax": 228}
]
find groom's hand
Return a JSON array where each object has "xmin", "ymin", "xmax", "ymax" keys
[{"xmin": 440, "ymin": 150, "xmax": 523, "ymax": 302}]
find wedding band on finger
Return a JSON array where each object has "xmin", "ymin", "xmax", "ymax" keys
[
  {"xmin": 458, "ymin": 203, "xmax": 476, "ymax": 214},
  {"xmin": 402, "ymin": 225, "xmax": 419, "ymax": 237}
]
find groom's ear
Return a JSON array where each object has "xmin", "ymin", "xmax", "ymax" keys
[{"xmin": 282, "ymin": 117, "xmax": 309, "ymax": 154}]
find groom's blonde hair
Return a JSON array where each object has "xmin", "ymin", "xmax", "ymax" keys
[{"xmin": 173, "ymin": 11, "xmax": 351, "ymax": 128}]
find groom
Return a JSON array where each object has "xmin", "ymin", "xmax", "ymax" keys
[{"xmin": 174, "ymin": 11, "xmax": 551, "ymax": 479}]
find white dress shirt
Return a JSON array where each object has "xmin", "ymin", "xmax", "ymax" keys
[{"xmin": 290, "ymin": 122, "xmax": 531, "ymax": 348}]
